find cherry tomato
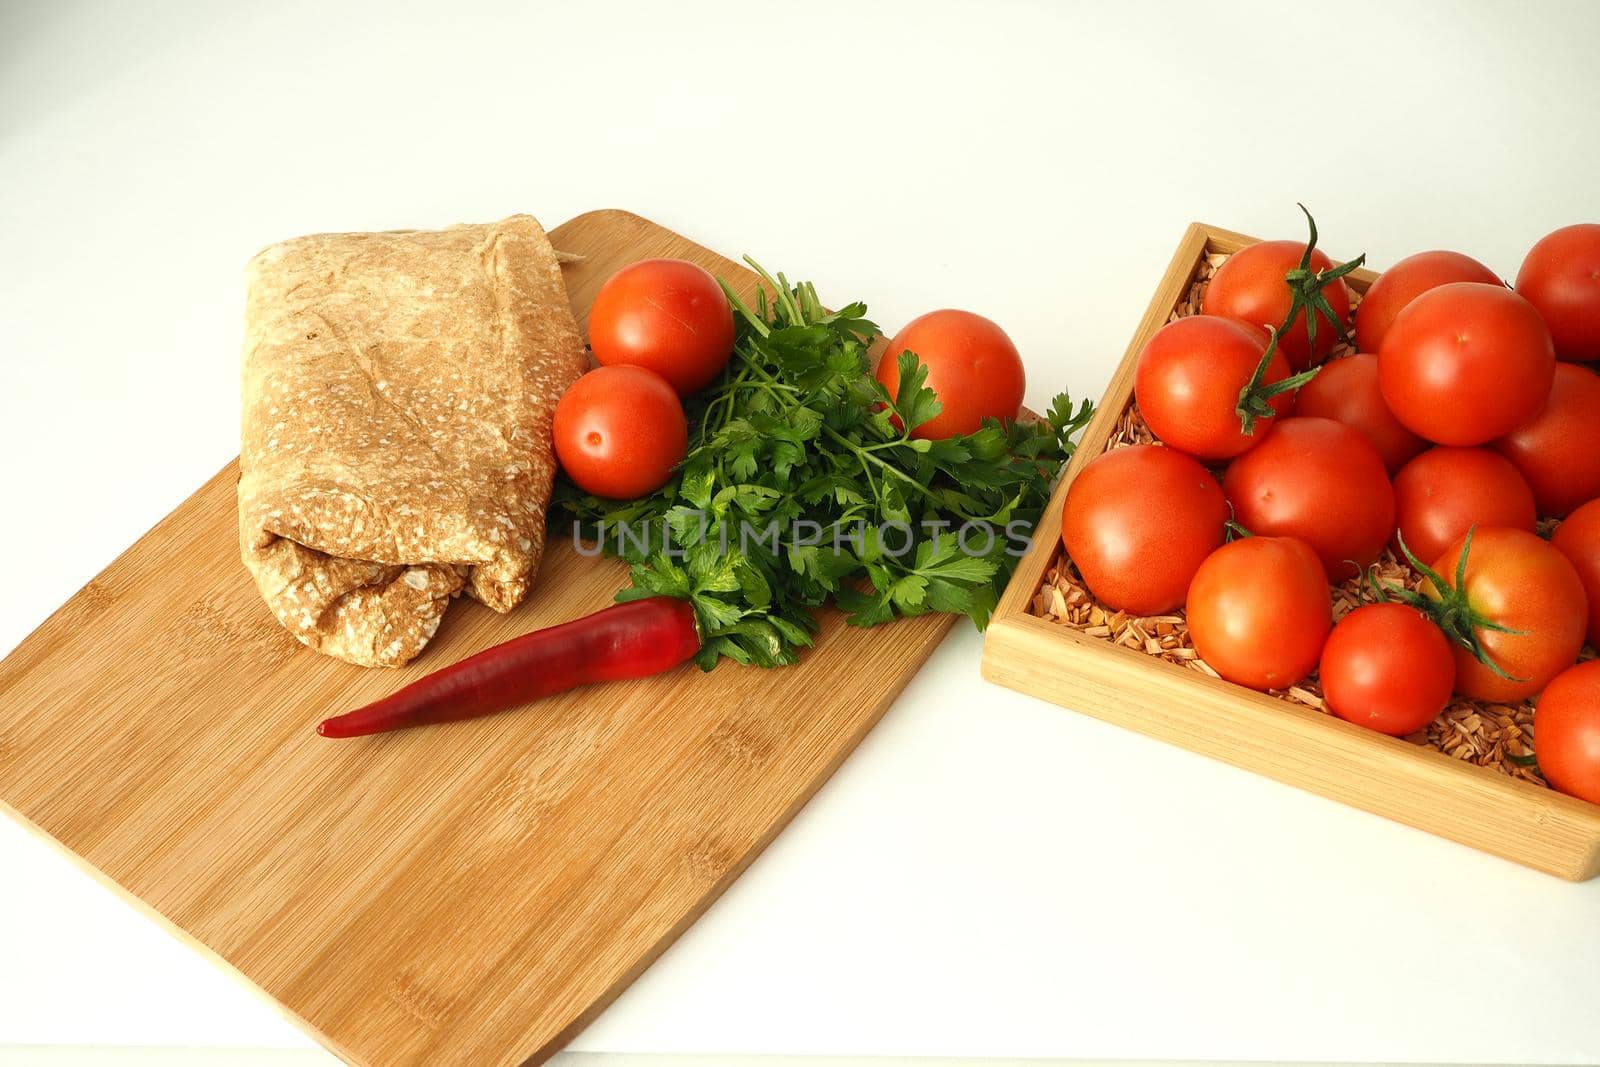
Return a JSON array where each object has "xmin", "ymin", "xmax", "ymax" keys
[
  {"xmin": 1222, "ymin": 417, "xmax": 1395, "ymax": 581},
  {"xmin": 1551, "ymin": 499, "xmax": 1600, "ymax": 648},
  {"xmin": 1533, "ymin": 660, "xmax": 1600, "ymax": 805},
  {"xmin": 1320, "ymin": 604, "xmax": 1455, "ymax": 736},
  {"xmin": 1061, "ymin": 445, "xmax": 1228, "ymax": 615},
  {"xmin": 1354, "ymin": 250, "xmax": 1502, "ymax": 355},
  {"xmin": 1378, "ymin": 282, "xmax": 1555, "ymax": 446},
  {"xmin": 1292, "ymin": 353, "xmax": 1426, "ymax": 474},
  {"xmin": 1391, "ymin": 447, "xmax": 1536, "ymax": 566},
  {"xmin": 875, "ymin": 309, "xmax": 1026, "ymax": 440},
  {"xmin": 1516, "ymin": 223, "xmax": 1600, "ymax": 363},
  {"xmin": 553, "ymin": 365, "xmax": 687, "ymax": 499},
  {"xmin": 588, "ymin": 258, "xmax": 735, "ymax": 395},
  {"xmin": 1186, "ymin": 536, "xmax": 1331, "ymax": 691},
  {"xmin": 1133, "ymin": 315, "xmax": 1293, "ymax": 462},
  {"xmin": 1203, "ymin": 240, "xmax": 1350, "ymax": 370},
  {"xmin": 1425, "ymin": 527, "xmax": 1589, "ymax": 703},
  {"xmin": 1492, "ymin": 363, "xmax": 1600, "ymax": 518}
]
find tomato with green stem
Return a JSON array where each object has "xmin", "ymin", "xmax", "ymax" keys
[
  {"xmin": 1516, "ymin": 223, "xmax": 1600, "ymax": 363},
  {"xmin": 1532, "ymin": 660, "xmax": 1600, "ymax": 805},
  {"xmin": 1134, "ymin": 317, "xmax": 1308, "ymax": 462},
  {"xmin": 1390, "ymin": 526, "xmax": 1589, "ymax": 704},
  {"xmin": 1202, "ymin": 205, "xmax": 1364, "ymax": 371},
  {"xmin": 1222, "ymin": 417, "xmax": 1395, "ymax": 581},
  {"xmin": 1186, "ymin": 535, "xmax": 1332, "ymax": 691},
  {"xmin": 1291, "ymin": 353, "xmax": 1426, "ymax": 474},
  {"xmin": 1061, "ymin": 444, "xmax": 1227, "ymax": 615},
  {"xmin": 1320, "ymin": 603, "xmax": 1455, "ymax": 736},
  {"xmin": 1492, "ymin": 363, "xmax": 1600, "ymax": 518},
  {"xmin": 1354, "ymin": 250, "xmax": 1503, "ymax": 355},
  {"xmin": 1378, "ymin": 282, "xmax": 1555, "ymax": 446},
  {"xmin": 1551, "ymin": 498, "xmax": 1600, "ymax": 648},
  {"xmin": 1390, "ymin": 447, "xmax": 1536, "ymax": 566}
]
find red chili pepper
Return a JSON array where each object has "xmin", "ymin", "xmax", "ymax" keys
[{"xmin": 317, "ymin": 597, "xmax": 701, "ymax": 738}]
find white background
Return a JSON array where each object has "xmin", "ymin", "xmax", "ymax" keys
[{"xmin": 4, "ymin": 0, "xmax": 1600, "ymax": 1063}]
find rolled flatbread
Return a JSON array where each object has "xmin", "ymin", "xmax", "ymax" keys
[{"xmin": 238, "ymin": 215, "xmax": 586, "ymax": 667}]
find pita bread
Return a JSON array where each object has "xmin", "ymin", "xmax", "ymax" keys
[{"xmin": 237, "ymin": 215, "xmax": 586, "ymax": 667}]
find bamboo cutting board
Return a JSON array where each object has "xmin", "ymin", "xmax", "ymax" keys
[{"xmin": 0, "ymin": 210, "xmax": 956, "ymax": 1065}]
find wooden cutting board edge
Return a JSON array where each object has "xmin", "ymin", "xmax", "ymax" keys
[
  {"xmin": 0, "ymin": 638, "xmax": 927, "ymax": 1067},
  {"xmin": 532, "ymin": 635, "xmax": 936, "ymax": 1061},
  {"xmin": 0, "ymin": 790, "xmax": 368, "ymax": 1062},
  {"xmin": 0, "ymin": 209, "xmax": 957, "ymax": 1064},
  {"xmin": 0, "ymin": 457, "xmax": 379, "ymax": 1064}
]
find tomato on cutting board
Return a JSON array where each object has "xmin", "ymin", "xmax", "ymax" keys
[
  {"xmin": 1354, "ymin": 250, "xmax": 1503, "ymax": 355},
  {"xmin": 1186, "ymin": 535, "xmax": 1331, "ymax": 691},
  {"xmin": 1320, "ymin": 603, "xmax": 1455, "ymax": 737},
  {"xmin": 1133, "ymin": 315, "xmax": 1294, "ymax": 462},
  {"xmin": 1222, "ymin": 417, "xmax": 1395, "ymax": 581},
  {"xmin": 874, "ymin": 309, "xmax": 1026, "ymax": 439},
  {"xmin": 1492, "ymin": 363, "xmax": 1600, "ymax": 518},
  {"xmin": 1291, "ymin": 353, "xmax": 1426, "ymax": 474},
  {"xmin": 1423, "ymin": 527, "xmax": 1589, "ymax": 704},
  {"xmin": 553, "ymin": 365, "xmax": 688, "ymax": 499},
  {"xmin": 1377, "ymin": 282, "xmax": 1555, "ymax": 446},
  {"xmin": 1391, "ymin": 447, "xmax": 1536, "ymax": 566},
  {"xmin": 1551, "ymin": 499, "xmax": 1600, "ymax": 648},
  {"xmin": 588, "ymin": 258, "xmax": 736, "ymax": 396},
  {"xmin": 1203, "ymin": 237, "xmax": 1352, "ymax": 371},
  {"xmin": 1516, "ymin": 223, "xmax": 1600, "ymax": 363},
  {"xmin": 1533, "ymin": 660, "xmax": 1600, "ymax": 805},
  {"xmin": 1061, "ymin": 444, "xmax": 1228, "ymax": 616}
]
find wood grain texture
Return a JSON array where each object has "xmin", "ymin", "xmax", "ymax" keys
[
  {"xmin": 0, "ymin": 210, "xmax": 956, "ymax": 1065},
  {"xmin": 984, "ymin": 222, "xmax": 1600, "ymax": 881}
]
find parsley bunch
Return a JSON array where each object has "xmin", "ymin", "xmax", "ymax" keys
[{"xmin": 554, "ymin": 260, "xmax": 1094, "ymax": 670}]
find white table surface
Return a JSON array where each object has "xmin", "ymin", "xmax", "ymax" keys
[{"xmin": 4, "ymin": 0, "xmax": 1600, "ymax": 1062}]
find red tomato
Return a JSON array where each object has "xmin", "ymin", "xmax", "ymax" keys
[
  {"xmin": 1551, "ymin": 499, "xmax": 1600, "ymax": 648},
  {"xmin": 1186, "ymin": 536, "xmax": 1331, "ymax": 691},
  {"xmin": 1516, "ymin": 223, "xmax": 1600, "ymax": 363},
  {"xmin": 1533, "ymin": 660, "xmax": 1600, "ymax": 805},
  {"xmin": 1492, "ymin": 363, "xmax": 1600, "ymax": 518},
  {"xmin": 1320, "ymin": 604, "xmax": 1455, "ymax": 736},
  {"xmin": 875, "ymin": 309, "xmax": 1026, "ymax": 439},
  {"xmin": 1222, "ymin": 418, "xmax": 1395, "ymax": 581},
  {"xmin": 588, "ymin": 258, "xmax": 735, "ymax": 395},
  {"xmin": 1292, "ymin": 353, "xmax": 1426, "ymax": 473},
  {"xmin": 1391, "ymin": 447, "xmax": 1537, "ymax": 565},
  {"xmin": 1426, "ymin": 527, "xmax": 1589, "ymax": 703},
  {"xmin": 1061, "ymin": 445, "xmax": 1228, "ymax": 615},
  {"xmin": 1354, "ymin": 250, "xmax": 1502, "ymax": 355},
  {"xmin": 553, "ymin": 365, "xmax": 687, "ymax": 499},
  {"xmin": 1378, "ymin": 282, "xmax": 1555, "ymax": 446},
  {"xmin": 1133, "ymin": 315, "xmax": 1293, "ymax": 462},
  {"xmin": 1203, "ymin": 240, "xmax": 1351, "ymax": 370}
]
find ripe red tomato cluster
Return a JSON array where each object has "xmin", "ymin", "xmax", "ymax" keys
[
  {"xmin": 556, "ymin": 258, "xmax": 733, "ymax": 498},
  {"xmin": 1064, "ymin": 216, "xmax": 1600, "ymax": 805}
]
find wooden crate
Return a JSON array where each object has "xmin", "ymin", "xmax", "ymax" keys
[{"xmin": 981, "ymin": 222, "xmax": 1600, "ymax": 881}]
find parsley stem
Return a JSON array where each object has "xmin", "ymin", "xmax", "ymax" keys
[{"xmin": 820, "ymin": 425, "xmax": 982, "ymax": 520}]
